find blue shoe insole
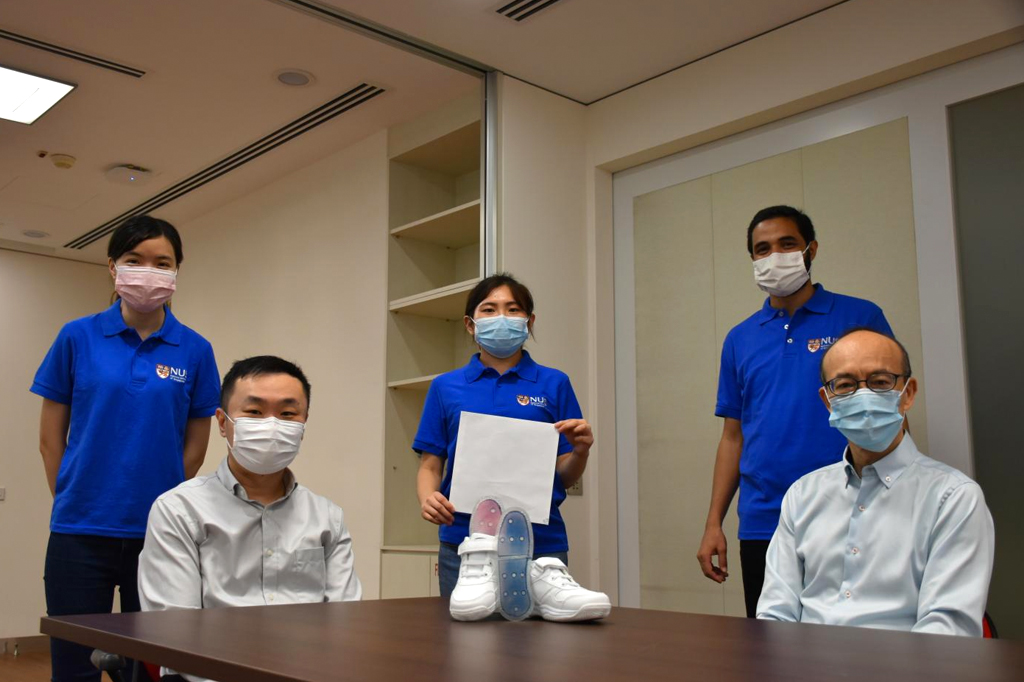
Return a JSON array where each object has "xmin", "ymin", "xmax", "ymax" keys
[{"xmin": 497, "ymin": 510, "xmax": 533, "ymax": 621}]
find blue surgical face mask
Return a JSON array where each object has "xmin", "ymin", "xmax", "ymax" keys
[
  {"xmin": 473, "ymin": 315, "xmax": 529, "ymax": 359},
  {"xmin": 827, "ymin": 384, "xmax": 908, "ymax": 452}
]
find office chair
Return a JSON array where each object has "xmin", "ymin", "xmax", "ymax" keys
[
  {"xmin": 90, "ymin": 649, "xmax": 160, "ymax": 682},
  {"xmin": 983, "ymin": 612, "xmax": 998, "ymax": 639}
]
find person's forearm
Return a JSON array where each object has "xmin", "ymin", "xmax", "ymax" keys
[
  {"xmin": 416, "ymin": 465, "xmax": 442, "ymax": 505},
  {"xmin": 557, "ymin": 451, "xmax": 589, "ymax": 488},
  {"xmin": 182, "ymin": 418, "xmax": 211, "ymax": 479},
  {"xmin": 705, "ymin": 439, "xmax": 741, "ymax": 529},
  {"xmin": 40, "ymin": 443, "xmax": 63, "ymax": 497}
]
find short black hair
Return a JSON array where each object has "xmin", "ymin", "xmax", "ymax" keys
[
  {"xmin": 819, "ymin": 327, "xmax": 912, "ymax": 384},
  {"xmin": 746, "ymin": 205, "xmax": 816, "ymax": 255},
  {"xmin": 220, "ymin": 356, "xmax": 312, "ymax": 411},
  {"xmin": 464, "ymin": 273, "xmax": 535, "ymax": 319},
  {"xmin": 107, "ymin": 215, "xmax": 184, "ymax": 265}
]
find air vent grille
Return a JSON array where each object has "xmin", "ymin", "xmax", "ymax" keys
[
  {"xmin": 65, "ymin": 83, "xmax": 385, "ymax": 250},
  {"xmin": 496, "ymin": 0, "xmax": 565, "ymax": 22}
]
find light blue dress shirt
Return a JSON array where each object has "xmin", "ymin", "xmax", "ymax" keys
[{"xmin": 757, "ymin": 433, "xmax": 994, "ymax": 636}]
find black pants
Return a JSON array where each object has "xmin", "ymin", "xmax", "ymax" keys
[
  {"xmin": 44, "ymin": 532, "xmax": 144, "ymax": 682},
  {"xmin": 739, "ymin": 539, "xmax": 771, "ymax": 619}
]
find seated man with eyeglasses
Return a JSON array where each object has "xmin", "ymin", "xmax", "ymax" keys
[{"xmin": 756, "ymin": 327, "xmax": 994, "ymax": 636}]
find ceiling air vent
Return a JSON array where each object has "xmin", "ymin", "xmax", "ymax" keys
[
  {"xmin": 65, "ymin": 83, "xmax": 384, "ymax": 250},
  {"xmin": 496, "ymin": 0, "xmax": 565, "ymax": 22}
]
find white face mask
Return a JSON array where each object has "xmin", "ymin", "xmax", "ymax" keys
[
  {"xmin": 752, "ymin": 246, "xmax": 811, "ymax": 297},
  {"xmin": 225, "ymin": 415, "xmax": 305, "ymax": 475}
]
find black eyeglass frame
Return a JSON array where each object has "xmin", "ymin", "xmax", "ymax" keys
[{"xmin": 823, "ymin": 372, "xmax": 911, "ymax": 397}]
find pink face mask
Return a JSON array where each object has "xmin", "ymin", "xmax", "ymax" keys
[{"xmin": 115, "ymin": 266, "xmax": 176, "ymax": 313}]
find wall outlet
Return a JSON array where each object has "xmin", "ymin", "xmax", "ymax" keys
[{"xmin": 567, "ymin": 479, "xmax": 583, "ymax": 496}]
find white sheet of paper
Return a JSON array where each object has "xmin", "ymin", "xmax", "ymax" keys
[{"xmin": 450, "ymin": 411, "xmax": 560, "ymax": 525}]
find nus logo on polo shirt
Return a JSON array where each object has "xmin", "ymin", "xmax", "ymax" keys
[
  {"xmin": 156, "ymin": 364, "xmax": 188, "ymax": 383},
  {"xmin": 516, "ymin": 395, "xmax": 548, "ymax": 408},
  {"xmin": 806, "ymin": 336, "xmax": 838, "ymax": 353}
]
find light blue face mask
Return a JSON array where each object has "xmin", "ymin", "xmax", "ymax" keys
[
  {"xmin": 827, "ymin": 385, "xmax": 907, "ymax": 452},
  {"xmin": 473, "ymin": 315, "xmax": 529, "ymax": 359}
]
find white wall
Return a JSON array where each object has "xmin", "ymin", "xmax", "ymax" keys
[
  {"xmin": 173, "ymin": 131, "xmax": 389, "ymax": 599},
  {"xmin": 0, "ymin": 250, "xmax": 110, "ymax": 639}
]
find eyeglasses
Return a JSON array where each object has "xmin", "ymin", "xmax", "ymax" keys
[{"xmin": 823, "ymin": 372, "xmax": 909, "ymax": 396}]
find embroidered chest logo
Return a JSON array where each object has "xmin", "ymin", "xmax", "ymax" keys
[
  {"xmin": 156, "ymin": 364, "xmax": 187, "ymax": 383},
  {"xmin": 516, "ymin": 395, "xmax": 548, "ymax": 408},
  {"xmin": 807, "ymin": 336, "xmax": 838, "ymax": 353}
]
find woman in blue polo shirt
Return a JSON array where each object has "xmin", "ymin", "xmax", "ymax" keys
[
  {"xmin": 31, "ymin": 215, "xmax": 220, "ymax": 682},
  {"xmin": 414, "ymin": 273, "xmax": 593, "ymax": 597}
]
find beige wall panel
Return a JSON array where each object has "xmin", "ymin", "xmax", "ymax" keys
[
  {"xmin": 380, "ymin": 553, "xmax": 431, "ymax": 599},
  {"xmin": 801, "ymin": 118, "xmax": 927, "ymax": 451},
  {"xmin": 498, "ymin": 76, "xmax": 592, "ymax": 585},
  {"xmin": 632, "ymin": 177, "xmax": 724, "ymax": 614},
  {"xmin": 383, "ymin": 389, "xmax": 437, "ymax": 547},
  {"xmin": 710, "ymin": 150, "xmax": 804, "ymax": 344},
  {"xmin": 388, "ymin": 237, "xmax": 459, "ymax": 300},
  {"xmin": 389, "ymin": 163, "xmax": 457, "ymax": 229},
  {"xmin": 387, "ymin": 314, "xmax": 460, "ymax": 382},
  {"xmin": 0, "ymin": 251, "xmax": 110, "ymax": 637},
  {"xmin": 175, "ymin": 131, "xmax": 389, "ymax": 599}
]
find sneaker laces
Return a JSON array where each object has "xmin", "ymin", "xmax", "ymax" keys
[
  {"xmin": 459, "ymin": 549, "xmax": 493, "ymax": 580},
  {"xmin": 542, "ymin": 564, "xmax": 580, "ymax": 588}
]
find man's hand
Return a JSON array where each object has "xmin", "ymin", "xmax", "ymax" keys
[
  {"xmin": 421, "ymin": 491, "xmax": 455, "ymax": 526},
  {"xmin": 697, "ymin": 526, "xmax": 729, "ymax": 583}
]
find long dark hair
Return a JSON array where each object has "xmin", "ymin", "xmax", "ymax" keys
[{"xmin": 108, "ymin": 215, "xmax": 183, "ymax": 264}]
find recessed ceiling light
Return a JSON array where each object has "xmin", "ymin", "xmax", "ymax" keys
[
  {"xmin": 0, "ymin": 64, "xmax": 75, "ymax": 124},
  {"xmin": 23, "ymin": 230, "xmax": 50, "ymax": 239},
  {"xmin": 276, "ymin": 69, "xmax": 314, "ymax": 87}
]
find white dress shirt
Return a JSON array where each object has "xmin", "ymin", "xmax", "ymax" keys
[
  {"xmin": 139, "ymin": 457, "xmax": 362, "ymax": 681},
  {"xmin": 757, "ymin": 433, "xmax": 994, "ymax": 636}
]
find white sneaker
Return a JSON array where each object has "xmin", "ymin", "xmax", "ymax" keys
[
  {"xmin": 449, "ymin": 533, "xmax": 499, "ymax": 621},
  {"xmin": 529, "ymin": 557, "xmax": 611, "ymax": 622}
]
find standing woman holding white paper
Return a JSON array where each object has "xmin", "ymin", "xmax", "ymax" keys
[{"xmin": 413, "ymin": 274, "xmax": 593, "ymax": 598}]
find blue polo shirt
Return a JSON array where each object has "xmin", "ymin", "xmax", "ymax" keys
[
  {"xmin": 716, "ymin": 284, "xmax": 891, "ymax": 540},
  {"xmin": 412, "ymin": 351, "xmax": 581, "ymax": 553},
  {"xmin": 30, "ymin": 301, "xmax": 220, "ymax": 539}
]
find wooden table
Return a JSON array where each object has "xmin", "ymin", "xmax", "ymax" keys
[{"xmin": 40, "ymin": 598, "xmax": 1024, "ymax": 681}]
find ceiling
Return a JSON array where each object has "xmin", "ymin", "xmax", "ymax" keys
[
  {"xmin": 0, "ymin": 0, "xmax": 479, "ymax": 264},
  {"xmin": 324, "ymin": 0, "xmax": 846, "ymax": 104}
]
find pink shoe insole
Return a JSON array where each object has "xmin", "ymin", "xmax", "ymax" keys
[{"xmin": 469, "ymin": 498, "xmax": 503, "ymax": 536}]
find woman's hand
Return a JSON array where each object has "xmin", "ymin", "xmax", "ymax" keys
[
  {"xmin": 554, "ymin": 418, "xmax": 594, "ymax": 457},
  {"xmin": 421, "ymin": 491, "xmax": 455, "ymax": 526}
]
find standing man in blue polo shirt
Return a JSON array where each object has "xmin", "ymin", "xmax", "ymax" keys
[{"xmin": 696, "ymin": 205, "xmax": 892, "ymax": 618}]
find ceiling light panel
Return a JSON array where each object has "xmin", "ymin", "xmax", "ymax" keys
[{"xmin": 0, "ymin": 64, "xmax": 75, "ymax": 124}]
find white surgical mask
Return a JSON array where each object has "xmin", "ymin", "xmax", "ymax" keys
[
  {"xmin": 225, "ymin": 415, "xmax": 304, "ymax": 475},
  {"xmin": 752, "ymin": 246, "xmax": 811, "ymax": 297}
]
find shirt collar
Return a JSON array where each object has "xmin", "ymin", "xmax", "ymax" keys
[
  {"xmin": 463, "ymin": 350, "xmax": 539, "ymax": 383},
  {"xmin": 215, "ymin": 456, "xmax": 299, "ymax": 505},
  {"xmin": 757, "ymin": 283, "xmax": 834, "ymax": 324},
  {"xmin": 99, "ymin": 300, "xmax": 183, "ymax": 346},
  {"xmin": 843, "ymin": 432, "xmax": 920, "ymax": 489}
]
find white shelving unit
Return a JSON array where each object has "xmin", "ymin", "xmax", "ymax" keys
[{"xmin": 380, "ymin": 92, "xmax": 484, "ymax": 595}]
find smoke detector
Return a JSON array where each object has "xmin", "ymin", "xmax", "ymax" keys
[
  {"xmin": 106, "ymin": 164, "xmax": 153, "ymax": 186},
  {"xmin": 50, "ymin": 153, "xmax": 76, "ymax": 169}
]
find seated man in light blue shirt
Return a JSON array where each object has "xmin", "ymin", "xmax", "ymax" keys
[
  {"xmin": 139, "ymin": 356, "xmax": 361, "ymax": 680},
  {"xmin": 757, "ymin": 329, "xmax": 994, "ymax": 636}
]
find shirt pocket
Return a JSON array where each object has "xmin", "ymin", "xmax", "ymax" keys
[{"xmin": 289, "ymin": 547, "xmax": 327, "ymax": 602}]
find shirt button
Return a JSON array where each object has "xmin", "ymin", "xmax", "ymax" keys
[
  {"xmin": 786, "ymin": 338, "xmax": 793, "ymax": 344},
  {"xmin": 265, "ymin": 549, "xmax": 273, "ymax": 557},
  {"xmin": 858, "ymin": 505, "xmax": 866, "ymax": 512},
  {"xmin": 845, "ymin": 590, "xmax": 852, "ymax": 599},
  {"xmin": 784, "ymin": 324, "xmax": 789, "ymax": 330},
  {"xmin": 885, "ymin": 476, "xmax": 892, "ymax": 483},
  {"xmin": 851, "ymin": 547, "xmax": 860, "ymax": 555},
  {"xmin": 777, "ymin": 311, "xmax": 784, "ymax": 317},
  {"xmin": 268, "ymin": 594, "xmax": 275, "ymax": 602}
]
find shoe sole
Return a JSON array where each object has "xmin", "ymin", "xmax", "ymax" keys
[
  {"xmin": 536, "ymin": 601, "xmax": 612, "ymax": 622},
  {"xmin": 496, "ymin": 510, "xmax": 533, "ymax": 621},
  {"xmin": 469, "ymin": 498, "xmax": 503, "ymax": 536}
]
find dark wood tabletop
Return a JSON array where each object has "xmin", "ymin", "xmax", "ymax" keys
[{"xmin": 40, "ymin": 598, "xmax": 1024, "ymax": 682}]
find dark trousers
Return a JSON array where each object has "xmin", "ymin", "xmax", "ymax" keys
[
  {"xmin": 739, "ymin": 539, "xmax": 771, "ymax": 618},
  {"xmin": 44, "ymin": 532, "xmax": 144, "ymax": 682}
]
